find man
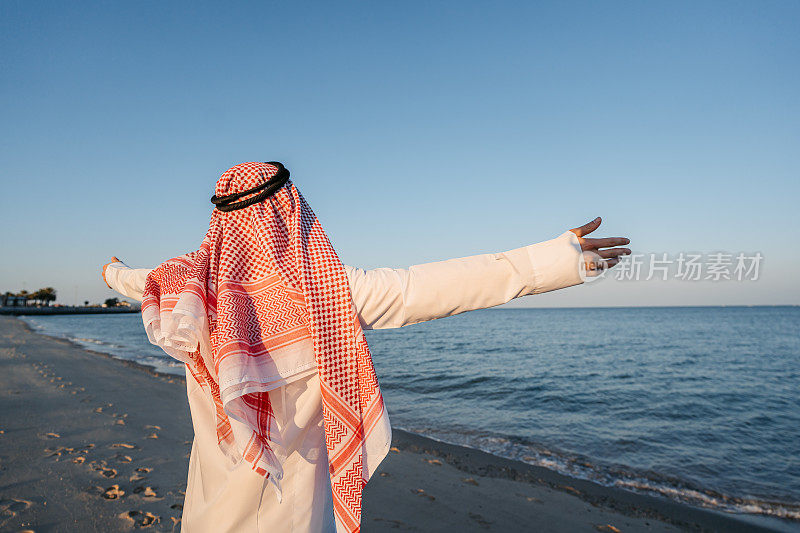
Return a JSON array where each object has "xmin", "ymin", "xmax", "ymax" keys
[{"xmin": 103, "ymin": 161, "xmax": 630, "ymax": 533}]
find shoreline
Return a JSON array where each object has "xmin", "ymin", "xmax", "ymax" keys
[
  {"xmin": 1, "ymin": 316, "xmax": 795, "ymax": 532},
  {"xmin": 0, "ymin": 306, "xmax": 140, "ymax": 316}
]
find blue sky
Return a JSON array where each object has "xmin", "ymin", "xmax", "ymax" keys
[{"xmin": 1, "ymin": 1, "xmax": 798, "ymax": 307}]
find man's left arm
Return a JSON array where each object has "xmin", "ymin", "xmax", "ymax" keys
[
  {"xmin": 345, "ymin": 217, "xmax": 629, "ymax": 330},
  {"xmin": 346, "ymin": 231, "xmax": 582, "ymax": 330}
]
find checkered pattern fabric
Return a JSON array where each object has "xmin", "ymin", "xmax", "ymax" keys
[{"xmin": 140, "ymin": 162, "xmax": 388, "ymax": 532}]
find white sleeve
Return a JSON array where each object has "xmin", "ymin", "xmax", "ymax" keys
[
  {"xmin": 345, "ymin": 230, "xmax": 584, "ymax": 330},
  {"xmin": 104, "ymin": 262, "xmax": 153, "ymax": 302}
]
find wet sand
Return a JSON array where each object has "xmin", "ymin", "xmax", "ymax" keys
[{"xmin": 0, "ymin": 316, "xmax": 787, "ymax": 532}]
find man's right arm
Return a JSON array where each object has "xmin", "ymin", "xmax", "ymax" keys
[{"xmin": 104, "ymin": 262, "xmax": 152, "ymax": 302}]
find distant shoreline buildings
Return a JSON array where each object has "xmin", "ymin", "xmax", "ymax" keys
[
  {"xmin": 2, "ymin": 287, "xmax": 57, "ymax": 307},
  {"xmin": 1, "ymin": 289, "xmax": 139, "ymax": 314},
  {"xmin": 0, "ymin": 306, "xmax": 140, "ymax": 316}
]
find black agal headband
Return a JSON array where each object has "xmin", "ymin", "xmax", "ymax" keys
[{"xmin": 210, "ymin": 162, "xmax": 290, "ymax": 212}]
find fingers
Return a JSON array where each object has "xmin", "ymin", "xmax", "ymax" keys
[
  {"xmin": 101, "ymin": 256, "xmax": 120, "ymax": 289},
  {"xmin": 101, "ymin": 264, "xmax": 111, "ymax": 289},
  {"xmin": 597, "ymin": 247, "xmax": 631, "ymax": 259},
  {"xmin": 583, "ymin": 237, "xmax": 630, "ymax": 249},
  {"xmin": 570, "ymin": 217, "xmax": 602, "ymax": 238}
]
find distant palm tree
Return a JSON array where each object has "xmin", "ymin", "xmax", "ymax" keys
[
  {"xmin": 17, "ymin": 290, "xmax": 30, "ymax": 306},
  {"xmin": 41, "ymin": 287, "xmax": 57, "ymax": 306}
]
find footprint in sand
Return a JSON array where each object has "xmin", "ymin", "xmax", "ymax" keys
[
  {"xmin": 88, "ymin": 460, "xmax": 118, "ymax": 478},
  {"xmin": 42, "ymin": 432, "xmax": 60, "ymax": 439},
  {"xmin": 0, "ymin": 497, "xmax": 32, "ymax": 520},
  {"xmin": 145, "ymin": 425, "xmax": 161, "ymax": 431},
  {"xmin": 94, "ymin": 407, "xmax": 104, "ymax": 414},
  {"xmin": 412, "ymin": 488, "xmax": 435, "ymax": 501},
  {"xmin": 118, "ymin": 510, "xmax": 160, "ymax": 528},
  {"xmin": 110, "ymin": 443, "xmax": 137, "ymax": 449},
  {"xmin": 103, "ymin": 485, "xmax": 125, "ymax": 500},
  {"xmin": 45, "ymin": 446, "xmax": 74, "ymax": 457},
  {"xmin": 73, "ymin": 456, "xmax": 86, "ymax": 464},
  {"xmin": 116, "ymin": 454, "xmax": 133, "ymax": 463},
  {"xmin": 47, "ymin": 442, "xmax": 94, "ymax": 461},
  {"xmin": 372, "ymin": 518, "xmax": 406, "ymax": 528},
  {"xmin": 594, "ymin": 525, "xmax": 621, "ymax": 533},
  {"xmin": 461, "ymin": 477, "xmax": 479, "ymax": 486},
  {"xmin": 425, "ymin": 458, "xmax": 442, "ymax": 465},
  {"xmin": 560, "ymin": 485, "xmax": 581, "ymax": 496},
  {"xmin": 129, "ymin": 467, "xmax": 153, "ymax": 482},
  {"xmin": 468, "ymin": 512, "xmax": 492, "ymax": 529},
  {"xmin": 133, "ymin": 486, "xmax": 159, "ymax": 499},
  {"xmin": 145, "ymin": 433, "xmax": 159, "ymax": 439},
  {"xmin": 114, "ymin": 419, "xmax": 125, "ymax": 426}
]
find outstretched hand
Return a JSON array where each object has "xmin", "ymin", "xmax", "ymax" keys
[
  {"xmin": 101, "ymin": 256, "xmax": 121, "ymax": 289},
  {"xmin": 569, "ymin": 217, "xmax": 630, "ymax": 273}
]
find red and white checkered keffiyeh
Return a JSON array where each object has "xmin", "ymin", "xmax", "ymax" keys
[{"xmin": 141, "ymin": 162, "xmax": 391, "ymax": 532}]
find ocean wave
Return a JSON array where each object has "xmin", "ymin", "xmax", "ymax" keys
[
  {"xmin": 69, "ymin": 336, "xmax": 123, "ymax": 349},
  {"xmin": 19, "ymin": 316, "xmax": 185, "ymax": 377},
  {"xmin": 400, "ymin": 425, "xmax": 800, "ymax": 522}
]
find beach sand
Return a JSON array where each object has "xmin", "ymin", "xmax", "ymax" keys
[{"xmin": 0, "ymin": 315, "xmax": 785, "ymax": 532}]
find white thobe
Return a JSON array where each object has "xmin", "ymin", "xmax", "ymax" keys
[{"xmin": 105, "ymin": 230, "xmax": 584, "ymax": 533}]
